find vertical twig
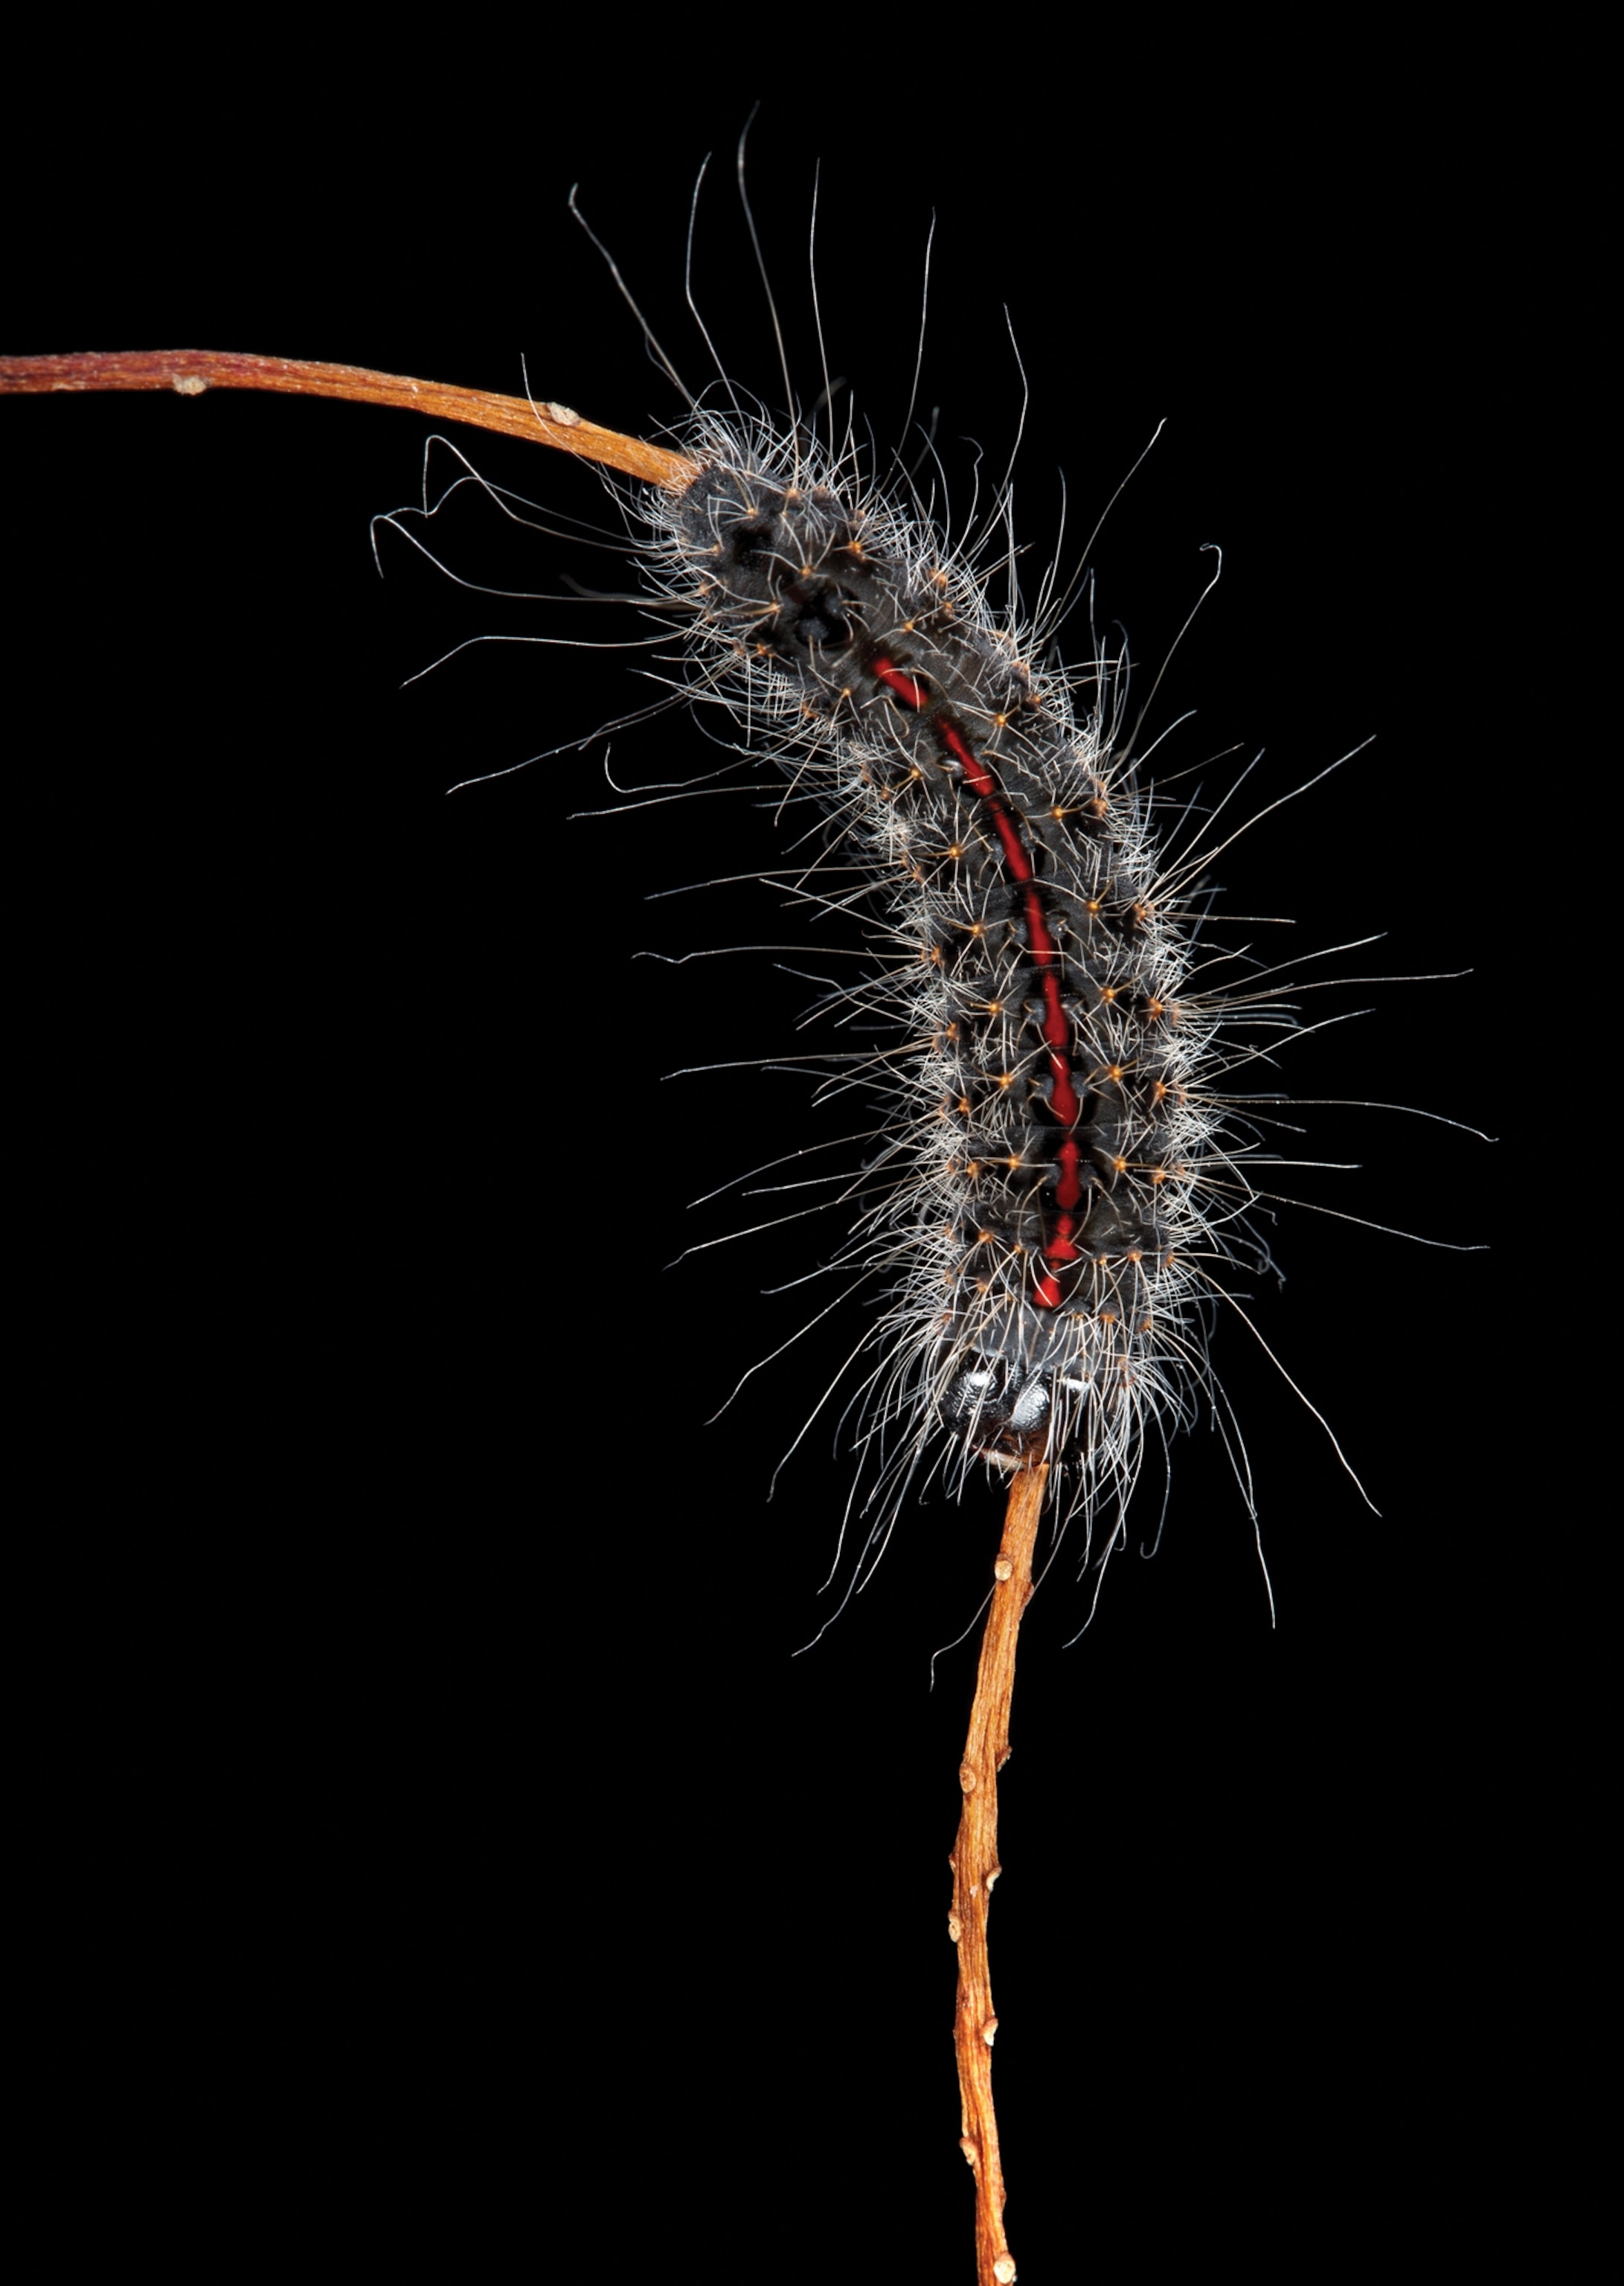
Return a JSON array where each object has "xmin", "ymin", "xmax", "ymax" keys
[{"xmin": 950, "ymin": 1457, "xmax": 1049, "ymax": 2286}]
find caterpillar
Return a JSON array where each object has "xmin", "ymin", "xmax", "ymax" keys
[
  {"xmin": 562, "ymin": 388, "xmax": 1234, "ymax": 1575},
  {"xmin": 7, "ymin": 127, "xmax": 1491, "ymax": 2286},
  {"xmin": 357, "ymin": 201, "xmax": 1364, "ymax": 1627}
]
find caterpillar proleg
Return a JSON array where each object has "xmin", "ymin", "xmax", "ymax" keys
[{"xmin": 10, "ymin": 109, "xmax": 1499, "ymax": 2282}]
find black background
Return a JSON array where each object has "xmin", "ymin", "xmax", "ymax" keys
[{"xmin": 12, "ymin": 42, "xmax": 1557, "ymax": 2279}]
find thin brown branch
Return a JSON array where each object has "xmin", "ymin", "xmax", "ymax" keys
[
  {"xmin": 949, "ymin": 1456, "xmax": 1049, "ymax": 2286},
  {"xmin": 0, "ymin": 348, "xmax": 699, "ymax": 490},
  {"xmin": 10, "ymin": 333, "xmax": 1056, "ymax": 2272}
]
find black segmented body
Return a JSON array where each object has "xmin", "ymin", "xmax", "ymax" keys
[{"xmin": 645, "ymin": 423, "xmax": 1216, "ymax": 1499}]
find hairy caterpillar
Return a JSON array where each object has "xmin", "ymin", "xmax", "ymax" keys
[
  {"xmin": 498, "ymin": 381, "xmax": 1251, "ymax": 1595},
  {"xmin": 12, "ymin": 115, "xmax": 1497, "ymax": 2282},
  {"xmin": 348, "ymin": 194, "xmax": 1403, "ymax": 1634}
]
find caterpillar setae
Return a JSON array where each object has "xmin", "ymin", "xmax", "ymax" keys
[
  {"xmin": 562, "ymin": 388, "xmax": 1242, "ymax": 1575},
  {"xmin": 362, "ymin": 181, "xmax": 1371, "ymax": 1630}
]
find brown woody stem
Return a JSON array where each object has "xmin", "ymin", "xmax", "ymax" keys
[
  {"xmin": 951, "ymin": 1457, "xmax": 1049, "ymax": 2286},
  {"xmin": 8, "ymin": 336, "xmax": 1056, "ymax": 2275},
  {"xmin": 0, "ymin": 348, "xmax": 699, "ymax": 489}
]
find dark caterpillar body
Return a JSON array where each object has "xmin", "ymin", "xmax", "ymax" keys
[{"xmin": 643, "ymin": 419, "xmax": 1222, "ymax": 1511}]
